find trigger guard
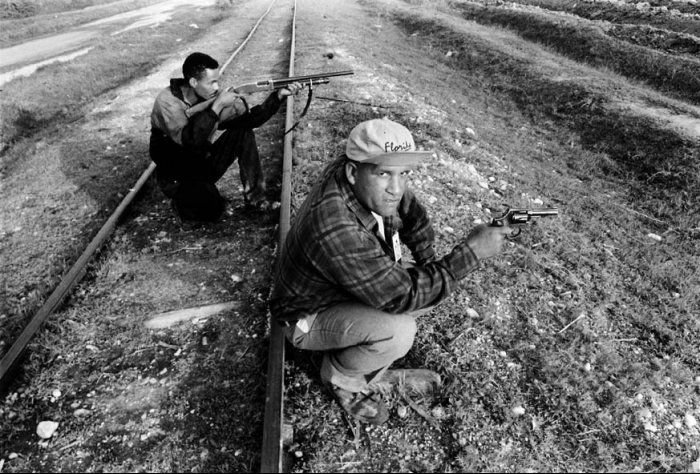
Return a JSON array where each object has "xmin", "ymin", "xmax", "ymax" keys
[{"xmin": 508, "ymin": 227, "xmax": 522, "ymax": 239}]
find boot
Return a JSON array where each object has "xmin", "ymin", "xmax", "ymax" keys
[{"xmin": 328, "ymin": 384, "xmax": 389, "ymax": 426}]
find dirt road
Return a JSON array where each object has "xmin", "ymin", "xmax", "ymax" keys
[{"xmin": 0, "ymin": 0, "xmax": 215, "ymax": 84}]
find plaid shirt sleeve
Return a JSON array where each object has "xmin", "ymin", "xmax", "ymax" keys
[
  {"xmin": 271, "ymin": 166, "xmax": 481, "ymax": 321},
  {"xmin": 316, "ymin": 187, "xmax": 480, "ymax": 314},
  {"xmin": 396, "ymin": 188, "xmax": 437, "ymax": 265}
]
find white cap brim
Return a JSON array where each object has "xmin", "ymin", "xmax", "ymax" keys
[{"xmin": 360, "ymin": 151, "xmax": 432, "ymax": 166}]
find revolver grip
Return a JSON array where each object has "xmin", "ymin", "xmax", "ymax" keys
[{"xmin": 490, "ymin": 216, "xmax": 508, "ymax": 227}]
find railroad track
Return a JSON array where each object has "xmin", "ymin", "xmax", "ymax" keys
[{"xmin": 1, "ymin": 0, "xmax": 302, "ymax": 471}]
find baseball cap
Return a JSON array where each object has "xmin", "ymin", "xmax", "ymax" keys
[{"xmin": 346, "ymin": 119, "xmax": 432, "ymax": 166}]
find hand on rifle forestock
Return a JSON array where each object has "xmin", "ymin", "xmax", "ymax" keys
[
  {"xmin": 489, "ymin": 207, "xmax": 560, "ymax": 239},
  {"xmin": 276, "ymin": 81, "xmax": 305, "ymax": 99},
  {"xmin": 211, "ymin": 89, "xmax": 242, "ymax": 115}
]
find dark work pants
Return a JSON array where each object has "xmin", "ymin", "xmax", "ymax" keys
[{"xmin": 157, "ymin": 128, "xmax": 264, "ymax": 222}]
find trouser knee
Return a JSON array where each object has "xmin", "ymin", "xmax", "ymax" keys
[{"xmin": 385, "ymin": 316, "xmax": 417, "ymax": 360}]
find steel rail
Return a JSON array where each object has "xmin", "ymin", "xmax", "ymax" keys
[
  {"xmin": 260, "ymin": 0, "xmax": 296, "ymax": 470},
  {"xmin": 0, "ymin": 163, "xmax": 156, "ymax": 384},
  {"xmin": 0, "ymin": 0, "xmax": 280, "ymax": 389}
]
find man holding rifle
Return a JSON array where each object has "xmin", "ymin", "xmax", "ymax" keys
[
  {"xmin": 149, "ymin": 52, "xmax": 303, "ymax": 221},
  {"xmin": 270, "ymin": 118, "xmax": 512, "ymax": 425}
]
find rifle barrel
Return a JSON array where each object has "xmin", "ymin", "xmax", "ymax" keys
[
  {"xmin": 271, "ymin": 70, "xmax": 354, "ymax": 87},
  {"xmin": 233, "ymin": 70, "xmax": 354, "ymax": 94}
]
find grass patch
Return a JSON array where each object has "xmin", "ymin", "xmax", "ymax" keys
[
  {"xmin": 449, "ymin": 2, "xmax": 700, "ymax": 106},
  {"xmin": 285, "ymin": 1, "xmax": 700, "ymax": 471},
  {"xmin": 506, "ymin": 0, "xmax": 700, "ymax": 36},
  {"xmin": 392, "ymin": 11, "xmax": 700, "ymax": 223}
]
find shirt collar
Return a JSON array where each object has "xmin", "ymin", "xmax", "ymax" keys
[
  {"xmin": 334, "ymin": 167, "xmax": 381, "ymax": 233},
  {"xmin": 370, "ymin": 211, "xmax": 386, "ymax": 241},
  {"xmin": 169, "ymin": 78, "xmax": 200, "ymax": 107}
]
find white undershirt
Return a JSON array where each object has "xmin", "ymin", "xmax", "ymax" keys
[
  {"xmin": 371, "ymin": 211, "xmax": 401, "ymax": 261},
  {"xmin": 371, "ymin": 211, "xmax": 386, "ymax": 241}
]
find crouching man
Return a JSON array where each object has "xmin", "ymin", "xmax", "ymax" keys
[
  {"xmin": 270, "ymin": 118, "xmax": 510, "ymax": 425},
  {"xmin": 149, "ymin": 52, "xmax": 302, "ymax": 221}
]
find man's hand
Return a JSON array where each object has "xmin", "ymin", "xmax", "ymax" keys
[
  {"xmin": 464, "ymin": 224, "xmax": 511, "ymax": 260},
  {"xmin": 277, "ymin": 81, "xmax": 304, "ymax": 99},
  {"xmin": 211, "ymin": 89, "xmax": 241, "ymax": 115}
]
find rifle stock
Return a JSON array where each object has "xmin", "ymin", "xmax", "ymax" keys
[{"xmin": 232, "ymin": 70, "xmax": 354, "ymax": 94}]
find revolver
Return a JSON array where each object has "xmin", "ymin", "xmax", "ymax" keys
[{"xmin": 490, "ymin": 207, "xmax": 559, "ymax": 237}]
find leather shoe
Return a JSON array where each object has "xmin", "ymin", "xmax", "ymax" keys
[{"xmin": 329, "ymin": 385, "xmax": 389, "ymax": 425}]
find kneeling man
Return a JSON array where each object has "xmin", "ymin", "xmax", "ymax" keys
[{"xmin": 270, "ymin": 118, "xmax": 510, "ymax": 425}]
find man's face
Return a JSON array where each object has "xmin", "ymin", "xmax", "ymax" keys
[
  {"xmin": 190, "ymin": 68, "xmax": 220, "ymax": 100},
  {"xmin": 346, "ymin": 161, "xmax": 413, "ymax": 217}
]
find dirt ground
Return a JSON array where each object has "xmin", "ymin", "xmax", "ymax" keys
[{"xmin": 1, "ymin": 0, "xmax": 699, "ymax": 472}]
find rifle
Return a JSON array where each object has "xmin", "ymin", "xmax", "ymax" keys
[
  {"xmin": 490, "ymin": 207, "xmax": 559, "ymax": 237},
  {"xmin": 231, "ymin": 70, "xmax": 354, "ymax": 134},
  {"xmin": 231, "ymin": 70, "xmax": 354, "ymax": 94}
]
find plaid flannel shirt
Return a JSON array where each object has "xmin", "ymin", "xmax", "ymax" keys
[{"xmin": 269, "ymin": 160, "xmax": 480, "ymax": 323}]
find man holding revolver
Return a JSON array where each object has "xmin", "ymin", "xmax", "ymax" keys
[
  {"xmin": 270, "ymin": 118, "xmax": 511, "ymax": 425},
  {"xmin": 149, "ymin": 52, "xmax": 303, "ymax": 221}
]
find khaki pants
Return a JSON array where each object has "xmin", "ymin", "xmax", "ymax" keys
[{"xmin": 285, "ymin": 302, "xmax": 432, "ymax": 393}]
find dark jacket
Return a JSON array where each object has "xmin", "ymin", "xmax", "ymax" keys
[{"xmin": 149, "ymin": 78, "xmax": 282, "ymax": 179}]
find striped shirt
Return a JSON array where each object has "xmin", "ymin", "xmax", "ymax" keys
[{"xmin": 269, "ymin": 158, "xmax": 480, "ymax": 323}]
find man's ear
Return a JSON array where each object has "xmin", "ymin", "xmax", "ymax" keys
[
  {"xmin": 345, "ymin": 161, "xmax": 358, "ymax": 186},
  {"xmin": 188, "ymin": 77, "xmax": 198, "ymax": 89}
]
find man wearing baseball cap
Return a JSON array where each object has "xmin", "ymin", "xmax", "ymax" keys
[{"xmin": 270, "ymin": 118, "xmax": 510, "ymax": 425}]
